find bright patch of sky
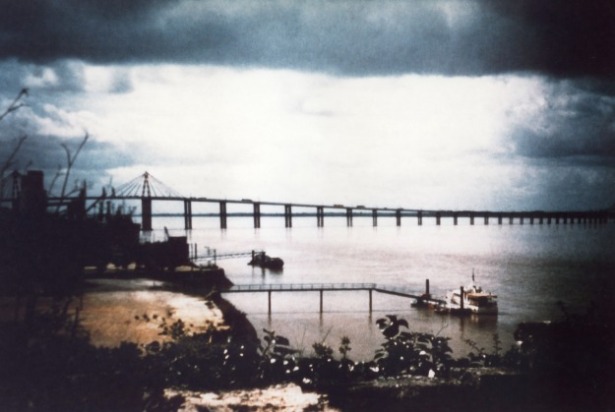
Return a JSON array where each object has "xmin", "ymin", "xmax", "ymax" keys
[{"xmin": 38, "ymin": 63, "xmax": 584, "ymax": 210}]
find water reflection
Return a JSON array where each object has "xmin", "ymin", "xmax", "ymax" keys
[{"xmin": 79, "ymin": 279, "xmax": 224, "ymax": 347}]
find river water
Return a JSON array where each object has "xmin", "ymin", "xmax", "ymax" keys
[{"xmin": 134, "ymin": 215, "xmax": 614, "ymax": 361}]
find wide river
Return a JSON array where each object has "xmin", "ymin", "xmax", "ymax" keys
[{"xmin": 134, "ymin": 214, "xmax": 614, "ymax": 361}]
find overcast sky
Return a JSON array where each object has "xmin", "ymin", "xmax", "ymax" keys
[{"xmin": 1, "ymin": 0, "xmax": 614, "ymax": 211}]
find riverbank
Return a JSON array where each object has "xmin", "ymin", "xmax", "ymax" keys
[
  {"xmin": 84, "ymin": 264, "xmax": 233, "ymax": 291},
  {"xmin": 75, "ymin": 265, "xmax": 253, "ymax": 347}
]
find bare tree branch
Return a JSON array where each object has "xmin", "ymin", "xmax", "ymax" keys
[
  {"xmin": 0, "ymin": 135, "xmax": 27, "ymax": 201},
  {"xmin": 0, "ymin": 88, "xmax": 28, "ymax": 123},
  {"xmin": 0, "ymin": 89, "xmax": 29, "ymax": 201},
  {"xmin": 48, "ymin": 165, "xmax": 63, "ymax": 195},
  {"xmin": 56, "ymin": 132, "xmax": 89, "ymax": 211}
]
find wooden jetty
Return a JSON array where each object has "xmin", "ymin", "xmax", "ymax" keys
[{"xmin": 221, "ymin": 281, "xmax": 443, "ymax": 315}]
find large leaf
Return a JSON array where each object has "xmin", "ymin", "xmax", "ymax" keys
[{"xmin": 274, "ymin": 335, "xmax": 291, "ymax": 347}]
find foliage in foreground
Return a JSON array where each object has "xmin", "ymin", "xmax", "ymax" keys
[{"xmin": 0, "ymin": 301, "xmax": 612, "ymax": 411}]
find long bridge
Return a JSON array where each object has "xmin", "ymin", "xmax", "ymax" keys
[
  {"xmin": 221, "ymin": 281, "xmax": 444, "ymax": 315},
  {"xmin": 3, "ymin": 171, "xmax": 613, "ymax": 230}
]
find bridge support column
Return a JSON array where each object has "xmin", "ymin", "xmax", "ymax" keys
[
  {"xmin": 268, "ymin": 291, "xmax": 272, "ymax": 316},
  {"xmin": 369, "ymin": 289, "xmax": 372, "ymax": 314},
  {"xmin": 319, "ymin": 290, "xmax": 323, "ymax": 314},
  {"xmin": 530, "ymin": 216, "xmax": 534, "ymax": 225},
  {"xmin": 253, "ymin": 202, "xmax": 261, "ymax": 229},
  {"xmin": 509, "ymin": 215, "xmax": 513, "ymax": 225},
  {"xmin": 141, "ymin": 197, "xmax": 152, "ymax": 231},
  {"xmin": 346, "ymin": 208, "xmax": 353, "ymax": 227},
  {"xmin": 436, "ymin": 212, "xmax": 441, "ymax": 225},
  {"xmin": 372, "ymin": 209, "xmax": 378, "ymax": 226},
  {"xmin": 316, "ymin": 206, "xmax": 324, "ymax": 227},
  {"xmin": 498, "ymin": 214, "xmax": 503, "ymax": 225},
  {"xmin": 418, "ymin": 210, "xmax": 422, "ymax": 226},
  {"xmin": 453, "ymin": 214, "xmax": 458, "ymax": 225},
  {"xmin": 220, "ymin": 201, "xmax": 227, "ymax": 229},
  {"xmin": 484, "ymin": 213, "xmax": 489, "ymax": 225},
  {"xmin": 284, "ymin": 204, "xmax": 292, "ymax": 228},
  {"xmin": 183, "ymin": 199, "xmax": 192, "ymax": 230},
  {"xmin": 470, "ymin": 213, "xmax": 474, "ymax": 225},
  {"xmin": 396, "ymin": 209, "xmax": 402, "ymax": 226},
  {"xmin": 520, "ymin": 216, "xmax": 524, "ymax": 225}
]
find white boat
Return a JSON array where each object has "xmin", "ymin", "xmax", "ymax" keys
[{"xmin": 438, "ymin": 274, "xmax": 498, "ymax": 315}]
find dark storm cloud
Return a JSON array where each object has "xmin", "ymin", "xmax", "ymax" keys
[
  {"xmin": 0, "ymin": 0, "xmax": 613, "ymax": 78},
  {"xmin": 0, "ymin": 0, "xmax": 230, "ymax": 64},
  {"xmin": 510, "ymin": 81, "xmax": 615, "ymax": 163},
  {"xmin": 487, "ymin": 0, "xmax": 615, "ymax": 79}
]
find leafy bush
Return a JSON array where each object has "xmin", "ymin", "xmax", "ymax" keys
[{"xmin": 372, "ymin": 315, "xmax": 454, "ymax": 378}]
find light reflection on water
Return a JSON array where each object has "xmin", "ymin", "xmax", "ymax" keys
[
  {"xmin": 100, "ymin": 216, "xmax": 614, "ymax": 360},
  {"xmin": 81, "ymin": 279, "xmax": 224, "ymax": 347}
]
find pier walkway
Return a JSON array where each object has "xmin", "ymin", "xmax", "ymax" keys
[
  {"xmin": 198, "ymin": 250, "xmax": 264, "ymax": 263},
  {"xmin": 221, "ymin": 282, "xmax": 444, "ymax": 314}
]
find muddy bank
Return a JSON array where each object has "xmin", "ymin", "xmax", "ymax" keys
[
  {"xmin": 76, "ymin": 268, "xmax": 256, "ymax": 347},
  {"xmin": 205, "ymin": 289, "xmax": 258, "ymax": 343},
  {"xmin": 169, "ymin": 383, "xmax": 335, "ymax": 412}
]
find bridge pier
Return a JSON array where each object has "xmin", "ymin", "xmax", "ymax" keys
[
  {"xmin": 530, "ymin": 216, "xmax": 534, "ymax": 225},
  {"xmin": 346, "ymin": 208, "xmax": 353, "ymax": 227},
  {"xmin": 284, "ymin": 204, "xmax": 292, "ymax": 228},
  {"xmin": 268, "ymin": 291, "xmax": 272, "ymax": 316},
  {"xmin": 253, "ymin": 202, "xmax": 261, "ymax": 229},
  {"xmin": 320, "ymin": 290, "xmax": 323, "ymax": 313},
  {"xmin": 453, "ymin": 213, "xmax": 458, "ymax": 225},
  {"xmin": 436, "ymin": 212, "xmax": 441, "ymax": 225},
  {"xmin": 470, "ymin": 213, "xmax": 474, "ymax": 225},
  {"xmin": 417, "ymin": 210, "xmax": 422, "ymax": 226},
  {"xmin": 316, "ymin": 206, "xmax": 324, "ymax": 227},
  {"xmin": 396, "ymin": 209, "xmax": 402, "ymax": 226},
  {"xmin": 219, "ymin": 201, "xmax": 227, "ymax": 229},
  {"xmin": 141, "ymin": 197, "xmax": 152, "ymax": 231},
  {"xmin": 484, "ymin": 213, "xmax": 489, "ymax": 225},
  {"xmin": 183, "ymin": 199, "xmax": 192, "ymax": 230},
  {"xmin": 498, "ymin": 214, "xmax": 503, "ymax": 225},
  {"xmin": 372, "ymin": 209, "xmax": 378, "ymax": 226},
  {"xmin": 369, "ymin": 289, "xmax": 372, "ymax": 314}
]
